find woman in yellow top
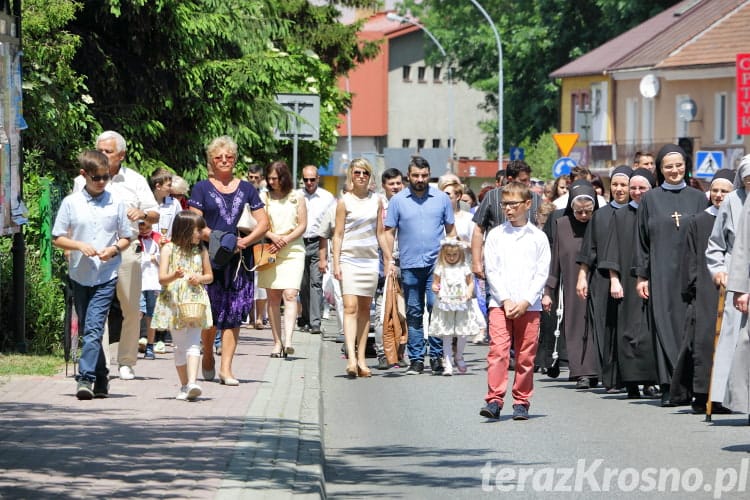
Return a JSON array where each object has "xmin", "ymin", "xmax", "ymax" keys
[{"xmin": 258, "ymin": 160, "xmax": 307, "ymax": 357}]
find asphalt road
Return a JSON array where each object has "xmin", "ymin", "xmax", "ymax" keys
[{"xmin": 320, "ymin": 331, "xmax": 750, "ymax": 499}]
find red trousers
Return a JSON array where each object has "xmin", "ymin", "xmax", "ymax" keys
[{"xmin": 485, "ymin": 307, "xmax": 540, "ymax": 408}]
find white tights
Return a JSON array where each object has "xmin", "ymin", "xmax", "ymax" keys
[{"xmin": 172, "ymin": 327, "xmax": 201, "ymax": 366}]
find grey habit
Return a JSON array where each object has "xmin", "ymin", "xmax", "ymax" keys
[{"xmin": 715, "ymin": 155, "xmax": 750, "ymax": 411}]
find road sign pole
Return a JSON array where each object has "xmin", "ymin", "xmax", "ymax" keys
[{"xmin": 292, "ymin": 101, "xmax": 300, "ymax": 185}]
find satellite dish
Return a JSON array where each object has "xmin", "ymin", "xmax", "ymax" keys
[
  {"xmin": 678, "ymin": 98, "xmax": 697, "ymax": 122},
  {"xmin": 639, "ymin": 74, "xmax": 660, "ymax": 99}
]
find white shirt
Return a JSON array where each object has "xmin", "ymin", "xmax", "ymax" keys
[
  {"xmin": 155, "ymin": 196, "xmax": 180, "ymax": 238},
  {"xmin": 74, "ymin": 165, "xmax": 159, "ymax": 233},
  {"xmin": 140, "ymin": 234, "xmax": 162, "ymax": 291},
  {"xmin": 484, "ymin": 221, "xmax": 550, "ymax": 311},
  {"xmin": 52, "ymin": 189, "xmax": 133, "ymax": 286},
  {"xmin": 300, "ymin": 186, "xmax": 335, "ymax": 238}
]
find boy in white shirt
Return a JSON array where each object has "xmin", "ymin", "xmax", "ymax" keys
[{"xmin": 480, "ymin": 181, "xmax": 550, "ymax": 421}]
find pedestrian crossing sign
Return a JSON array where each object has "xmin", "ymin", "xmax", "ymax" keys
[{"xmin": 694, "ymin": 150, "xmax": 724, "ymax": 179}]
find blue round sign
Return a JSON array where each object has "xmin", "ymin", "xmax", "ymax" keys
[{"xmin": 552, "ymin": 157, "xmax": 577, "ymax": 178}]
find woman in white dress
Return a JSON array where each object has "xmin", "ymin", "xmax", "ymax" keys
[{"xmin": 333, "ymin": 159, "xmax": 384, "ymax": 378}]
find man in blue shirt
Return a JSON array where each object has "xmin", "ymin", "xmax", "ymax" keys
[{"xmin": 383, "ymin": 156, "xmax": 456, "ymax": 374}]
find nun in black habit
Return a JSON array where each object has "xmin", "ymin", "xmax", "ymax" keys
[
  {"xmin": 670, "ymin": 168, "xmax": 735, "ymax": 413},
  {"xmin": 576, "ymin": 165, "xmax": 631, "ymax": 391},
  {"xmin": 599, "ymin": 169, "xmax": 659, "ymax": 398},
  {"xmin": 542, "ymin": 180, "xmax": 600, "ymax": 389},
  {"xmin": 633, "ymin": 144, "xmax": 709, "ymax": 406}
]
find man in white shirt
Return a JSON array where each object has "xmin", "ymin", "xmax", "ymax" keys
[
  {"xmin": 298, "ymin": 165, "xmax": 335, "ymax": 334},
  {"xmin": 74, "ymin": 131, "xmax": 159, "ymax": 380}
]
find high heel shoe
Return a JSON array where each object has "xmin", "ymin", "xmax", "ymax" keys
[
  {"xmin": 345, "ymin": 364, "xmax": 358, "ymax": 378},
  {"xmin": 357, "ymin": 363, "xmax": 372, "ymax": 378}
]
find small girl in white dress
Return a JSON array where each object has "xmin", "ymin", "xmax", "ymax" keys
[{"xmin": 430, "ymin": 237, "xmax": 480, "ymax": 375}]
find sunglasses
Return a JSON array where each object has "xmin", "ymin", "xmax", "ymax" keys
[
  {"xmin": 352, "ymin": 170, "xmax": 370, "ymax": 177},
  {"xmin": 87, "ymin": 173, "xmax": 111, "ymax": 182},
  {"xmin": 303, "ymin": 177, "xmax": 318, "ymax": 182}
]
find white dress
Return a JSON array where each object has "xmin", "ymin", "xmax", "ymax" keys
[{"xmin": 430, "ymin": 263, "xmax": 481, "ymax": 337}]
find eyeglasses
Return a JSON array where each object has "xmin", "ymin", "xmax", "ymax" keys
[
  {"xmin": 213, "ymin": 154, "xmax": 235, "ymax": 162},
  {"xmin": 352, "ymin": 170, "xmax": 371, "ymax": 177},
  {"xmin": 303, "ymin": 177, "xmax": 318, "ymax": 182},
  {"xmin": 574, "ymin": 209, "xmax": 594, "ymax": 216},
  {"xmin": 501, "ymin": 200, "xmax": 524, "ymax": 208},
  {"xmin": 87, "ymin": 173, "xmax": 111, "ymax": 182}
]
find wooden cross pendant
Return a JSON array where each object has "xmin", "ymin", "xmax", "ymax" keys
[{"xmin": 671, "ymin": 211, "xmax": 681, "ymax": 228}]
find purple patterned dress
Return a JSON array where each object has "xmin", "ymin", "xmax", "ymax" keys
[{"xmin": 189, "ymin": 180, "xmax": 264, "ymax": 329}]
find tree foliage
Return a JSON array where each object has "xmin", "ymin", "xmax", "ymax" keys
[
  {"xmin": 22, "ymin": 0, "xmax": 379, "ymax": 184},
  {"xmin": 399, "ymin": 0, "xmax": 677, "ymax": 156}
]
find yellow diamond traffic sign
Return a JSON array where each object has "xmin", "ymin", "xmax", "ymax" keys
[{"xmin": 552, "ymin": 133, "xmax": 579, "ymax": 157}]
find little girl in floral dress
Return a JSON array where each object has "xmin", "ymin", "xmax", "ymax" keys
[
  {"xmin": 152, "ymin": 211, "xmax": 213, "ymax": 401},
  {"xmin": 430, "ymin": 237, "xmax": 480, "ymax": 375}
]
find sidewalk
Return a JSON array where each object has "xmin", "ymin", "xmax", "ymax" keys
[{"xmin": 0, "ymin": 320, "xmax": 329, "ymax": 499}]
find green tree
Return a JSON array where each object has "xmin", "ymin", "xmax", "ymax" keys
[
  {"xmin": 66, "ymin": 0, "xmax": 379, "ymax": 183},
  {"xmin": 399, "ymin": 0, "xmax": 676, "ymax": 156}
]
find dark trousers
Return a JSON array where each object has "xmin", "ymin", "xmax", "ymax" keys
[{"xmin": 300, "ymin": 238, "xmax": 323, "ymax": 330}]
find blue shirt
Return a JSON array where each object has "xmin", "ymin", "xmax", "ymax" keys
[
  {"xmin": 384, "ymin": 185, "xmax": 454, "ymax": 269},
  {"xmin": 53, "ymin": 189, "xmax": 133, "ymax": 286}
]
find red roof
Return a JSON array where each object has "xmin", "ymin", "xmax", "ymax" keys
[
  {"xmin": 549, "ymin": 0, "xmax": 746, "ymax": 78},
  {"xmin": 657, "ymin": 1, "xmax": 750, "ymax": 69}
]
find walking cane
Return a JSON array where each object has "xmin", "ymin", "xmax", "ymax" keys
[
  {"xmin": 548, "ymin": 286, "xmax": 564, "ymax": 379},
  {"xmin": 705, "ymin": 285, "xmax": 726, "ymax": 423}
]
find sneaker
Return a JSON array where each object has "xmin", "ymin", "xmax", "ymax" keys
[
  {"xmin": 144, "ymin": 345, "xmax": 155, "ymax": 360},
  {"xmin": 119, "ymin": 365, "xmax": 135, "ymax": 380},
  {"xmin": 512, "ymin": 404, "xmax": 529, "ymax": 420},
  {"xmin": 93, "ymin": 379, "xmax": 109, "ymax": 398},
  {"xmin": 405, "ymin": 360, "xmax": 424, "ymax": 375},
  {"xmin": 480, "ymin": 401, "xmax": 501, "ymax": 420},
  {"xmin": 186, "ymin": 383, "xmax": 202, "ymax": 401},
  {"xmin": 154, "ymin": 341, "xmax": 167, "ymax": 354},
  {"xmin": 138, "ymin": 337, "xmax": 148, "ymax": 353},
  {"xmin": 176, "ymin": 386, "xmax": 189, "ymax": 401},
  {"xmin": 430, "ymin": 358, "xmax": 444, "ymax": 376},
  {"xmin": 76, "ymin": 381, "xmax": 94, "ymax": 400},
  {"xmin": 376, "ymin": 356, "xmax": 390, "ymax": 370}
]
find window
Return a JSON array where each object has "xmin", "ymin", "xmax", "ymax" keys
[
  {"xmin": 417, "ymin": 139, "xmax": 425, "ymax": 151},
  {"xmin": 675, "ymin": 94, "xmax": 690, "ymax": 138},
  {"xmin": 402, "ymin": 139, "xmax": 411, "ymax": 148},
  {"xmin": 417, "ymin": 66, "xmax": 426, "ymax": 82},
  {"xmin": 402, "ymin": 65, "xmax": 411, "ymax": 81},
  {"xmin": 433, "ymin": 66, "xmax": 442, "ymax": 82},
  {"xmin": 432, "ymin": 139, "xmax": 441, "ymax": 148},
  {"xmin": 715, "ymin": 92, "xmax": 728, "ymax": 144},
  {"xmin": 731, "ymin": 92, "xmax": 743, "ymax": 144},
  {"xmin": 625, "ymin": 98, "xmax": 638, "ymax": 145},
  {"xmin": 572, "ymin": 91, "xmax": 591, "ymax": 140},
  {"xmin": 641, "ymin": 98, "xmax": 654, "ymax": 145}
]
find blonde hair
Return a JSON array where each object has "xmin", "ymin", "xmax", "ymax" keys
[
  {"xmin": 346, "ymin": 158, "xmax": 373, "ymax": 186},
  {"xmin": 205, "ymin": 135, "xmax": 238, "ymax": 171},
  {"xmin": 437, "ymin": 237, "xmax": 467, "ymax": 267}
]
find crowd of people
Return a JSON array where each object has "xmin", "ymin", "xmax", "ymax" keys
[{"xmin": 52, "ymin": 132, "xmax": 750, "ymax": 427}]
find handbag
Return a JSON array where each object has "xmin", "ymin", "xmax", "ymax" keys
[
  {"xmin": 252, "ymin": 242, "xmax": 277, "ymax": 271},
  {"xmin": 237, "ymin": 203, "xmax": 257, "ymax": 234}
]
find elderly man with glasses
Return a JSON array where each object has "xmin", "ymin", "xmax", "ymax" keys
[{"xmin": 298, "ymin": 165, "xmax": 335, "ymax": 334}]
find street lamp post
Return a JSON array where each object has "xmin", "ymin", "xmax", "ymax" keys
[
  {"xmin": 387, "ymin": 12, "xmax": 454, "ymax": 168},
  {"xmin": 468, "ymin": 0, "xmax": 503, "ymax": 171}
]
